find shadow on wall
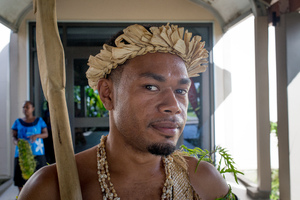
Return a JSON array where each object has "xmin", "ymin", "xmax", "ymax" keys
[
  {"xmin": 286, "ymin": 13, "xmax": 300, "ymax": 86},
  {"xmin": 214, "ymin": 65, "xmax": 232, "ymax": 109}
]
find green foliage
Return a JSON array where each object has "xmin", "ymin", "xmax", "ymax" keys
[
  {"xmin": 74, "ymin": 86, "xmax": 107, "ymax": 117},
  {"xmin": 270, "ymin": 169, "xmax": 279, "ymax": 200},
  {"xmin": 270, "ymin": 121, "xmax": 278, "ymax": 137},
  {"xmin": 270, "ymin": 121, "xmax": 279, "ymax": 200},
  {"xmin": 215, "ymin": 186, "xmax": 236, "ymax": 200},
  {"xmin": 85, "ymin": 87, "xmax": 107, "ymax": 117},
  {"xmin": 18, "ymin": 139, "xmax": 36, "ymax": 180},
  {"xmin": 181, "ymin": 145, "xmax": 244, "ymax": 184}
]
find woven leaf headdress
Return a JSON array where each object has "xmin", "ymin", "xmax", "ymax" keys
[{"xmin": 86, "ymin": 23, "xmax": 209, "ymax": 90}]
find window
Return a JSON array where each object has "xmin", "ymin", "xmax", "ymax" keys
[{"xmin": 29, "ymin": 22, "xmax": 214, "ymax": 152}]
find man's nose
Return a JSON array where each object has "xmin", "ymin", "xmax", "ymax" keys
[{"xmin": 158, "ymin": 89, "xmax": 182, "ymax": 114}]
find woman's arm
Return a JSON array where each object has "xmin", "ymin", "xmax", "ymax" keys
[
  {"xmin": 29, "ymin": 127, "xmax": 48, "ymax": 142},
  {"xmin": 12, "ymin": 130, "xmax": 18, "ymax": 145}
]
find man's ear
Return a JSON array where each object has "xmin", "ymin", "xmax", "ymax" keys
[{"xmin": 97, "ymin": 79, "xmax": 114, "ymax": 110}]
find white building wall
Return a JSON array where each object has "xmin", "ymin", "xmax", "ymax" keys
[
  {"xmin": 286, "ymin": 12, "xmax": 300, "ymax": 200},
  {"xmin": 0, "ymin": 24, "xmax": 12, "ymax": 178},
  {"xmin": 275, "ymin": 12, "xmax": 300, "ymax": 200},
  {"xmin": 214, "ymin": 15, "xmax": 258, "ymax": 181}
]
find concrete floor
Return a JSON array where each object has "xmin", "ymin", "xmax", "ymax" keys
[{"xmin": 0, "ymin": 180, "xmax": 18, "ymax": 200}]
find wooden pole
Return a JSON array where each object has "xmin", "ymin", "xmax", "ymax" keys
[{"xmin": 33, "ymin": 0, "xmax": 82, "ymax": 199}]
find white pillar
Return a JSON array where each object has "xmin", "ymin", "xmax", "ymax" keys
[
  {"xmin": 254, "ymin": 15, "xmax": 272, "ymax": 195},
  {"xmin": 275, "ymin": 13, "xmax": 291, "ymax": 200}
]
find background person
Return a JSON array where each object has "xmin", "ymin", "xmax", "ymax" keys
[{"xmin": 11, "ymin": 100, "xmax": 48, "ymax": 192}]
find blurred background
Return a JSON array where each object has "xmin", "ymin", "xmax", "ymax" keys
[{"xmin": 0, "ymin": 0, "xmax": 299, "ymax": 199}]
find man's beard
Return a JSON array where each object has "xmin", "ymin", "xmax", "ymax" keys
[{"xmin": 147, "ymin": 143, "xmax": 176, "ymax": 156}]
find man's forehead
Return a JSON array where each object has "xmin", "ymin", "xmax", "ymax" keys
[
  {"xmin": 126, "ymin": 52, "xmax": 186, "ymax": 67},
  {"xmin": 124, "ymin": 53, "xmax": 189, "ymax": 78}
]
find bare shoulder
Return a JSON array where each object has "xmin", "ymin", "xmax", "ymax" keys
[
  {"xmin": 75, "ymin": 146, "xmax": 97, "ymax": 168},
  {"xmin": 185, "ymin": 156, "xmax": 229, "ymax": 200},
  {"xmin": 19, "ymin": 146, "xmax": 98, "ymax": 200},
  {"xmin": 18, "ymin": 164, "xmax": 60, "ymax": 200}
]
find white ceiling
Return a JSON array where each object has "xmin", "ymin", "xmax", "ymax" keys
[
  {"xmin": 0, "ymin": 0, "xmax": 269, "ymax": 32},
  {"xmin": 0, "ymin": 0, "xmax": 32, "ymax": 32}
]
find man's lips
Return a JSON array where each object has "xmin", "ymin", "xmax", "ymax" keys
[{"xmin": 150, "ymin": 120, "xmax": 182, "ymax": 137}]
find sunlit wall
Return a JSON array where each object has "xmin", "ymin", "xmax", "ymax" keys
[
  {"xmin": 0, "ymin": 23, "xmax": 12, "ymax": 177},
  {"xmin": 214, "ymin": 15, "xmax": 258, "ymax": 182}
]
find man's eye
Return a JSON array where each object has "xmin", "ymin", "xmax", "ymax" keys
[
  {"xmin": 145, "ymin": 85, "xmax": 159, "ymax": 91},
  {"xmin": 176, "ymin": 89, "xmax": 188, "ymax": 95}
]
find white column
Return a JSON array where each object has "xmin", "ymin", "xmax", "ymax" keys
[
  {"xmin": 254, "ymin": 16, "xmax": 272, "ymax": 195},
  {"xmin": 275, "ymin": 14, "xmax": 291, "ymax": 200}
]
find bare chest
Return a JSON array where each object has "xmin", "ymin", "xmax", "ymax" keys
[
  {"xmin": 115, "ymin": 180, "xmax": 164, "ymax": 200},
  {"xmin": 80, "ymin": 176, "xmax": 164, "ymax": 200}
]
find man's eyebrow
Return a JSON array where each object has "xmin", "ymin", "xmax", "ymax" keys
[
  {"xmin": 139, "ymin": 72, "xmax": 166, "ymax": 82},
  {"xmin": 179, "ymin": 78, "xmax": 191, "ymax": 85},
  {"xmin": 139, "ymin": 72, "xmax": 191, "ymax": 85}
]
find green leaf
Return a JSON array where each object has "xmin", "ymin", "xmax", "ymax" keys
[
  {"xmin": 181, "ymin": 145, "xmax": 244, "ymax": 184},
  {"xmin": 215, "ymin": 186, "xmax": 237, "ymax": 200}
]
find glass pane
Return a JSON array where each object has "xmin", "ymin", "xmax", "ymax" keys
[
  {"xmin": 67, "ymin": 26, "xmax": 125, "ymax": 46},
  {"xmin": 185, "ymin": 26, "xmax": 210, "ymax": 48},
  {"xmin": 75, "ymin": 127, "xmax": 109, "ymax": 153},
  {"xmin": 73, "ymin": 59, "xmax": 108, "ymax": 117},
  {"xmin": 184, "ymin": 76, "xmax": 203, "ymax": 148}
]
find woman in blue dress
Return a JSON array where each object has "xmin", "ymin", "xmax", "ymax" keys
[{"xmin": 11, "ymin": 101, "xmax": 48, "ymax": 192}]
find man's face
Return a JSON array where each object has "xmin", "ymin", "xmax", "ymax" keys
[{"xmin": 111, "ymin": 52, "xmax": 191, "ymax": 156}]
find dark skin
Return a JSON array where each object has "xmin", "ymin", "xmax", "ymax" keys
[
  {"xmin": 18, "ymin": 53, "xmax": 228, "ymax": 200},
  {"xmin": 12, "ymin": 101, "xmax": 48, "ymax": 192}
]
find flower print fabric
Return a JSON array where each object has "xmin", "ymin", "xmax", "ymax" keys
[{"xmin": 12, "ymin": 117, "xmax": 47, "ymax": 157}]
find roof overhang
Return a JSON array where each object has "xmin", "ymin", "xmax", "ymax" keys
[{"xmin": 0, "ymin": 0, "xmax": 272, "ymax": 33}]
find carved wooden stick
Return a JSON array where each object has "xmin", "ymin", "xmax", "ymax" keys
[{"xmin": 33, "ymin": 0, "xmax": 82, "ymax": 199}]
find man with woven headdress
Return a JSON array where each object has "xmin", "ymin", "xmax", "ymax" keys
[{"xmin": 19, "ymin": 24, "xmax": 234, "ymax": 200}]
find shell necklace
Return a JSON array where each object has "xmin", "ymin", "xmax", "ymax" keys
[{"xmin": 97, "ymin": 135, "xmax": 174, "ymax": 200}]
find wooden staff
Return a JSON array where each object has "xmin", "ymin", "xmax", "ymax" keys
[{"xmin": 33, "ymin": 0, "xmax": 82, "ymax": 199}]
